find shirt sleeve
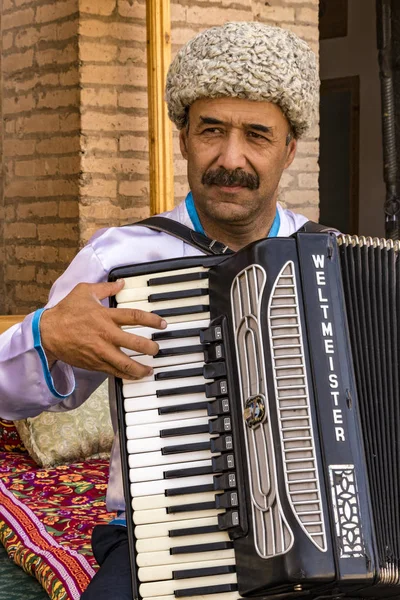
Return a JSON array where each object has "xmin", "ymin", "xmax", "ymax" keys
[{"xmin": 0, "ymin": 242, "xmax": 109, "ymax": 420}]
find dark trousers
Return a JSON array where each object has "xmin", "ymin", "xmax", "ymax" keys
[{"xmin": 80, "ymin": 525, "xmax": 132, "ymax": 600}]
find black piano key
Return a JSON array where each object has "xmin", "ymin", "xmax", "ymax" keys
[
  {"xmin": 166, "ymin": 501, "xmax": 215, "ymax": 514},
  {"xmin": 210, "ymin": 434, "xmax": 233, "ymax": 452},
  {"xmin": 200, "ymin": 325, "xmax": 223, "ymax": 343},
  {"xmin": 155, "ymin": 367, "xmax": 203, "ymax": 381},
  {"xmin": 157, "ymin": 384, "xmax": 205, "ymax": 398},
  {"xmin": 218, "ymin": 510, "xmax": 240, "ymax": 530},
  {"xmin": 175, "ymin": 584, "xmax": 238, "ymax": 597},
  {"xmin": 155, "ymin": 344, "xmax": 204, "ymax": 358},
  {"xmin": 214, "ymin": 472, "xmax": 237, "ymax": 490},
  {"xmin": 209, "ymin": 416, "xmax": 231, "ymax": 433},
  {"xmin": 158, "ymin": 401, "xmax": 208, "ymax": 415},
  {"xmin": 152, "ymin": 327, "xmax": 204, "ymax": 341},
  {"xmin": 205, "ymin": 379, "xmax": 228, "ymax": 398},
  {"xmin": 203, "ymin": 362, "xmax": 226, "ymax": 379},
  {"xmin": 207, "ymin": 398, "xmax": 230, "ymax": 416},
  {"xmin": 148, "ymin": 272, "xmax": 209, "ymax": 287},
  {"xmin": 152, "ymin": 304, "xmax": 209, "ymax": 318},
  {"xmin": 212, "ymin": 453, "xmax": 235, "ymax": 471},
  {"xmin": 169, "ymin": 524, "xmax": 220, "ymax": 537},
  {"xmin": 204, "ymin": 343, "xmax": 225, "ymax": 362},
  {"xmin": 170, "ymin": 541, "xmax": 233, "ymax": 554},
  {"xmin": 173, "ymin": 564, "xmax": 236, "ymax": 580},
  {"xmin": 161, "ymin": 441, "xmax": 211, "ymax": 455},
  {"xmin": 165, "ymin": 465, "xmax": 214, "ymax": 479},
  {"xmin": 148, "ymin": 288, "xmax": 208, "ymax": 302},
  {"xmin": 160, "ymin": 423, "xmax": 209, "ymax": 438},
  {"xmin": 165, "ymin": 483, "xmax": 214, "ymax": 497},
  {"xmin": 215, "ymin": 491, "xmax": 239, "ymax": 508}
]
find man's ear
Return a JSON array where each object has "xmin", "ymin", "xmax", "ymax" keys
[
  {"xmin": 179, "ymin": 128, "xmax": 188, "ymax": 160},
  {"xmin": 283, "ymin": 138, "xmax": 297, "ymax": 170}
]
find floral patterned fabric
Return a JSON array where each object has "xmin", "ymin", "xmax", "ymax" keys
[
  {"xmin": 0, "ymin": 453, "xmax": 115, "ymax": 600},
  {"xmin": 0, "ymin": 419, "xmax": 27, "ymax": 453}
]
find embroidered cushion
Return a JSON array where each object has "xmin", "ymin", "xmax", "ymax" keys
[{"xmin": 14, "ymin": 381, "xmax": 114, "ymax": 467}]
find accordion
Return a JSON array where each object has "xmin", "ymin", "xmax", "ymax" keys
[{"xmin": 109, "ymin": 232, "xmax": 400, "ymax": 600}]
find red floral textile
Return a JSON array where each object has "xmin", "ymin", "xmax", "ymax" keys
[
  {"xmin": 0, "ymin": 454, "xmax": 115, "ymax": 600},
  {"xmin": 0, "ymin": 418, "xmax": 27, "ymax": 453}
]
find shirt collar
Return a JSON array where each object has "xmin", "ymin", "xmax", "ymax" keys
[{"xmin": 185, "ymin": 191, "xmax": 281, "ymax": 238}]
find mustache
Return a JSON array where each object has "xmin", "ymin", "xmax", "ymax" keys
[{"xmin": 202, "ymin": 167, "xmax": 259, "ymax": 190}]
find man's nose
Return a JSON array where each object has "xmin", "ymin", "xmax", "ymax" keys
[{"xmin": 215, "ymin": 133, "xmax": 247, "ymax": 171}]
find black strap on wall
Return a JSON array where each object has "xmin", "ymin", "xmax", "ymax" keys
[{"xmin": 125, "ymin": 216, "xmax": 337, "ymax": 256}]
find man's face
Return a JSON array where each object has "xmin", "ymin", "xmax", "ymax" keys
[{"xmin": 179, "ymin": 97, "xmax": 297, "ymax": 229}]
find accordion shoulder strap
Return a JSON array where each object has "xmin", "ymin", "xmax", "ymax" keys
[
  {"xmin": 298, "ymin": 220, "xmax": 339, "ymax": 234},
  {"xmin": 124, "ymin": 217, "xmax": 338, "ymax": 255},
  {"xmin": 125, "ymin": 216, "xmax": 234, "ymax": 256}
]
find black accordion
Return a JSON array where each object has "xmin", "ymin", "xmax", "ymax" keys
[{"xmin": 109, "ymin": 233, "xmax": 400, "ymax": 600}]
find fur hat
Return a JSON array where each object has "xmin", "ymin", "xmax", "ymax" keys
[{"xmin": 165, "ymin": 22, "xmax": 319, "ymax": 138}]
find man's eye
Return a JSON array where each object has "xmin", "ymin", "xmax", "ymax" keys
[
  {"xmin": 248, "ymin": 131, "xmax": 266, "ymax": 140},
  {"xmin": 202, "ymin": 128, "xmax": 222, "ymax": 134}
]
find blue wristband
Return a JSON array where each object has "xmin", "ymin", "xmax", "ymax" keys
[{"xmin": 32, "ymin": 308, "xmax": 75, "ymax": 399}]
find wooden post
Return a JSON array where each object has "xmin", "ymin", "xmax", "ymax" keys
[{"xmin": 146, "ymin": 0, "xmax": 174, "ymax": 215}]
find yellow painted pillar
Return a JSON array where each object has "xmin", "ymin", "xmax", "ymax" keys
[{"xmin": 146, "ymin": 0, "xmax": 174, "ymax": 215}]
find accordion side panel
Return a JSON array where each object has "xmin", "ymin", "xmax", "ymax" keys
[{"xmin": 296, "ymin": 233, "xmax": 375, "ymax": 590}]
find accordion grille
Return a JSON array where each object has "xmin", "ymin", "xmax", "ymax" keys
[{"xmin": 268, "ymin": 261, "xmax": 327, "ymax": 552}]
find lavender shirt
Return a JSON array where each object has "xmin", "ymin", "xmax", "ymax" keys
[{"xmin": 0, "ymin": 198, "xmax": 307, "ymax": 511}]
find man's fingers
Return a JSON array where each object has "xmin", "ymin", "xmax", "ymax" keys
[
  {"xmin": 111, "ymin": 307, "xmax": 167, "ymax": 330},
  {"xmin": 100, "ymin": 345, "xmax": 153, "ymax": 380},
  {"xmin": 116, "ymin": 329, "xmax": 159, "ymax": 356},
  {"xmin": 89, "ymin": 279, "xmax": 125, "ymax": 302}
]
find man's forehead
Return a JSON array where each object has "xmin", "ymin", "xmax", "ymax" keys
[{"xmin": 189, "ymin": 97, "xmax": 287, "ymax": 127}]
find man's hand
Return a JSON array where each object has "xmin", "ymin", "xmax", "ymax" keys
[{"xmin": 39, "ymin": 280, "xmax": 167, "ymax": 380}]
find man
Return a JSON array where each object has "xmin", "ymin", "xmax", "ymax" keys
[{"xmin": 0, "ymin": 22, "xmax": 319, "ymax": 599}]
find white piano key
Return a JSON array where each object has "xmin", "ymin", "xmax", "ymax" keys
[
  {"xmin": 132, "ymin": 491, "xmax": 219, "ymax": 511},
  {"xmin": 123, "ymin": 374, "xmax": 208, "ymax": 399},
  {"xmin": 124, "ymin": 360, "xmax": 205, "ymax": 385},
  {"xmin": 116, "ymin": 278, "xmax": 209, "ymax": 304},
  {"xmin": 126, "ymin": 416, "xmax": 212, "ymax": 440},
  {"xmin": 129, "ymin": 449, "xmax": 213, "ymax": 468},
  {"xmin": 139, "ymin": 573, "xmax": 237, "ymax": 596},
  {"xmin": 129, "ymin": 459, "xmax": 212, "ymax": 483},
  {"xmin": 127, "ymin": 432, "xmax": 215, "ymax": 454},
  {"xmin": 136, "ymin": 547, "xmax": 235, "ymax": 567},
  {"xmin": 136, "ymin": 530, "xmax": 230, "ymax": 552},
  {"xmin": 117, "ymin": 266, "xmax": 209, "ymax": 292},
  {"xmin": 138, "ymin": 557, "xmax": 236, "ymax": 582},
  {"xmin": 118, "ymin": 294, "xmax": 209, "ymax": 314},
  {"xmin": 142, "ymin": 593, "xmax": 240, "ymax": 600},
  {"xmin": 133, "ymin": 506, "xmax": 223, "ymax": 525},
  {"xmin": 131, "ymin": 473, "xmax": 214, "ymax": 497},
  {"xmin": 123, "ymin": 335, "xmax": 201, "ymax": 357},
  {"xmin": 135, "ymin": 516, "xmax": 219, "ymax": 539},
  {"xmin": 124, "ymin": 391, "xmax": 207, "ymax": 413},
  {"xmin": 122, "ymin": 318, "xmax": 210, "ymax": 333},
  {"xmin": 130, "ymin": 352, "xmax": 205, "ymax": 368},
  {"xmin": 125, "ymin": 407, "xmax": 207, "ymax": 426},
  {"xmin": 155, "ymin": 311, "xmax": 211, "ymax": 325}
]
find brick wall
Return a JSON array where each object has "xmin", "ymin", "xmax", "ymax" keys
[
  {"xmin": 79, "ymin": 0, "xmax": 150, "ymax": 245},
  {"xmin": 1, "ymin": 0, "xmax": 320, "ymax": 314},
  {"xmin": 1, "ymin": 0, "xmax": 80, "ymax": 314}
]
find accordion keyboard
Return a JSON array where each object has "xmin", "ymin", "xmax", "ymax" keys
[{"xmin": 115, "ymin": 265, "xmax": 242, "ymax": 600}]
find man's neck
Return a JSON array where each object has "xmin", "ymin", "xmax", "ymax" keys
[{"xmin": 199, "ymin": 212, "xmax": 277, "ymax": 251}]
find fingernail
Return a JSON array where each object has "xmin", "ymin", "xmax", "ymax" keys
[
  {"xmin": 148, "ymin": 368, "xmax": 154, "ymax": 376},
  {"xmin": 161, "ymin": 319, "xmax": 167, "ymax": 329}
]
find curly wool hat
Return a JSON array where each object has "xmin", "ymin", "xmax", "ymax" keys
[{"xmin": 165, "ymin": 22, "xmax": 319, "ymax": 138}]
